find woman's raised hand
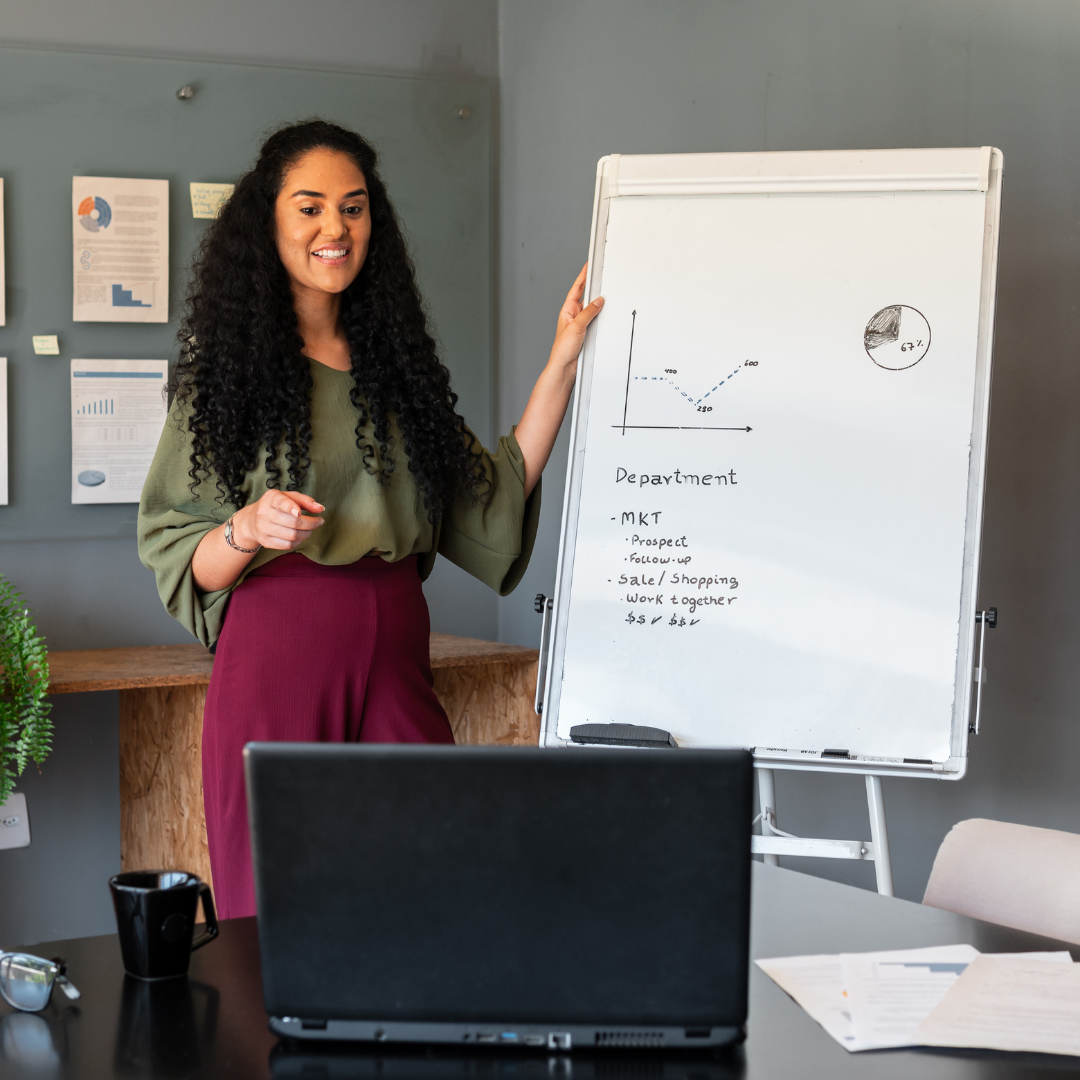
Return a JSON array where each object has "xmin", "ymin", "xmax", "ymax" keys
[
  {"xmin": 547, "ymin": 264, "xmax": 605, "ymax": 386},
  {"xmin": 514, "ymin": 264, "xmax": 604, "ymax": 498},
  {"xmin": 231, "ymin": 490, "xmax": 325, "ymax": 551}
]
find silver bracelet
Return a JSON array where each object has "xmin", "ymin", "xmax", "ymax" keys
[{"xmin": 224, "ymin": 515, "xmax": 260, "ymax": 554}]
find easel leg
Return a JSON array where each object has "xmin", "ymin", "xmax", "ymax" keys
[
  {"xmin": 865, "ymin": 775, "xmax": 894, "ymax": 897},
  {"xmin": 757, "ymin": 767, "xmax": 779, "ymax": 867}
]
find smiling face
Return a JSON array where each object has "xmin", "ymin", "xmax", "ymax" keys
[{"xmin": 274, "ymin": 147, "xmax": 371, "ymax": 300}]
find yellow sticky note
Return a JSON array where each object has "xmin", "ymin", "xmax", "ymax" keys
[
  {"xmin": 190, "ymin": 182, "xmax": 235, "ymax": 220},
  {"xmin": 32, "ymin": 335, "xmax": 60, "ymax": 355}
]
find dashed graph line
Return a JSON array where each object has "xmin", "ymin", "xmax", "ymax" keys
[
  {"xmin": 619, "ymin": 312, "xmax": 752, "ymax": 435},
  {"xmin": 633, "ymin": 364, "xmax": 742, "ymax": 406}
]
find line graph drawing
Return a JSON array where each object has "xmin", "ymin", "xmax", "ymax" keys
[
  {"xmin": 633, "ymin": 364, "xmax": 742, "ymax": 407},
  {"xmin": 614, "ymin": 310, "xmax": 752, "ymax": 434}
]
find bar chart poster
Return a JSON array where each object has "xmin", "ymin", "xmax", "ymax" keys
[
  {"xmin": 71, "ymin": 359, "xmax": 168, "ymax": 503},
  {"xmin": 72, "ymin": 177, "xmax": 168, "ymax": 323},
  {"xmin": 0, "ymin": 358, "xmax": 7, "ymax": 505}
]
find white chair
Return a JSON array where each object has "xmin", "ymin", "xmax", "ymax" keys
[{"xmin": 923, "ymin": 818, "xmax": 1080, "ymax": 945}]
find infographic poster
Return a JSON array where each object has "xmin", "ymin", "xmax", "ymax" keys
[
  {"xmin": 71, "ymin": 359, "xmax": 168, "ymax": 504},
  {"xmin": 72, "ymin": 177, "xmax": 169, "ymax": 323}
]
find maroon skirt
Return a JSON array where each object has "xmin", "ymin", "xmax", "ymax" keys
[{"xmin": 201, "ymin": 553, "xmax": 454, "ymax": 919}]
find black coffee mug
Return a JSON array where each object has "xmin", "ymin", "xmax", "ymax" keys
[{"xmin": 109, "ymin": 871, "xmax": 219, "ymax": 980}]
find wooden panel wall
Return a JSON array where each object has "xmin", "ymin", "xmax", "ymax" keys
[
  {"xmin": 435, "ymin": 662, "xmax": 540, "ymax": 746},
  {"xmin": 119, "ymin": 684, "xmax": 214, "ymax": 889}
]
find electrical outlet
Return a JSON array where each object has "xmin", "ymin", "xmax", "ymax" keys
[{"xmin": 0, "ymin": 793, "xmax": 31, "ymax": 849}]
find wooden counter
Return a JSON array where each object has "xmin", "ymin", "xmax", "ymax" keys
[{"xmin": 46, "ymin": 635, "xmax": 540, "ymax": 892}]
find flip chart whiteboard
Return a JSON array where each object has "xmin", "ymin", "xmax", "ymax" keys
[{"xmin": 540, "ymin": 149, "xmax": 1003, "ymax": 779}]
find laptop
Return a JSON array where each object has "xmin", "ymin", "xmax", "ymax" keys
[{"xmin": 245, "ymin": 744, "xmax": 753, "ymax": 1051}]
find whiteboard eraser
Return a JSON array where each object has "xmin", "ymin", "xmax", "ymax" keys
[{"xmin": 569, "ymin": 723, "xmax": 677, "ymax": 749}]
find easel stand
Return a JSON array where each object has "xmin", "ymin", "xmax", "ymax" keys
[{"xmin": 751, "ymin": 768, "xmax": 894, "ymax": 896}]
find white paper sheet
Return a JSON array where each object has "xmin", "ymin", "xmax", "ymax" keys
[
  {"xmin": 755, "ymin": 953, "xmax": 857, "ymax": 1048},
  {"xmin": 758, "ymin": 947, "xmax": 1073, "ymax": 1052},
  {"xmin": 70, "ymin": 359, "xmax": 168, "ymax": 504},
  {"xmin": 915, "ymin": 956, "xmax": 1080, "ymax": 1057},
  {"xmin": 841, "ymin": 944, "xmax": 980, "ymax": 1049},
  {"xmin": 72, "ymin": 177, "xmax": 168, "ymax": 323},
  {"xmin": 0, "ymin": 178, "xmax": 6, "ymax": 326},
  {"xmin": 0, "ymin": 358, "xmax": 7, "ymax": 505}
]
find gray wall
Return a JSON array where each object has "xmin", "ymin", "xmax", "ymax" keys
[
  {"xmin": 495, "ymin": 0, "xmax": 1080, "ymax": 900},
  {"xmin": 0, "ymin": 0, "xmax": 498, "ymax": 79},
  {"xmin": 0, "ymin": 0, "xmax": 498, "ymax": 947},
  {"xmin": 0, "ymin": 693, "xmax": 120, "ymax": 944}
]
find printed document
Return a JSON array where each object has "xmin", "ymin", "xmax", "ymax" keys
[
  {"xmin": 758, "ymin": 946, "xmax": 1071, "ymax": 1052},
  {"xmin": 72, "ymin": 177, "xmax": 168, "ymax": 323},
  {"xmin": 70, "ymin": 359, "xmax": 168, "ymax": 504},
  {"xmin": 841, "ymin": 944, "xmax": 980, "ymax": 1049},
  {"xmin": 755, "ymin": 953, "xmax": 858, "ymax": 1049},
  {"xmin": 915, "ymin": 955, "xmax": 1080, "ymax": 1057}
]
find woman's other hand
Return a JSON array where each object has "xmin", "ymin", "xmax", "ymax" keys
[
  {"xmin": 192, "ymin": 490, "xmax": 325, "ymax": 593},
  {"xmin": 232, "ymin": 490, "xmax": 325, "ymax": 551},
  {"xmin": 516, "ymin": 265, "xmax": 604, "ymax": 497}
]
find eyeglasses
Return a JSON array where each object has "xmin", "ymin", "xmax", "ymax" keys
[{"xmin": 0, "ymin": 953, "xmax": 81, "ymax": 1013}]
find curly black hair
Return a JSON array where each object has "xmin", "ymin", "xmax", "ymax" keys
[{"xmin": 172, "ymin": 118, "xmax": 486, "ymax": 519}]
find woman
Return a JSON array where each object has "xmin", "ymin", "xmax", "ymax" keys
[{"xmin": 138, "ymin": 120, "xmax": 602, "ymax": 918}]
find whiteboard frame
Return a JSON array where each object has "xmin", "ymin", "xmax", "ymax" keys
[{"xmin": 540, "ymin": 148, "xmax": 1004, "ymax": 781}]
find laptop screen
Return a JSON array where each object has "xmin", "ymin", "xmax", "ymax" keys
[{"xmin": 246, "ymin": 745, "xmax": 752, "ymax": 1029}]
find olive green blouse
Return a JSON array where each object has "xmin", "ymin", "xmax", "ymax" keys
[{"xmin": 137, "ymin": 361, "xmax": 541, "ymax": 648}]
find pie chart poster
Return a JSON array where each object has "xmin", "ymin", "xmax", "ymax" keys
[{"xmin": 72, "ymin": 177, "xmax": 169, "ymax": 324}]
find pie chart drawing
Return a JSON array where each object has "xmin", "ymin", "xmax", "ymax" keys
[
  {"xmin": 77, "ymin": 195, "xmax": 112, "ymax": 233},
  {"xmin": 77, "ymin": 469, "xmax": 106, "ymax": 487},
  {"xmin": 864, "ymin": 305, "xmax": 931, "ymax": 370}
]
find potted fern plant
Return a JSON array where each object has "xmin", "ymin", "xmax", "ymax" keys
[{"xmin": 0, "ymin": 576, "xmax": 52, "ymax": 807}]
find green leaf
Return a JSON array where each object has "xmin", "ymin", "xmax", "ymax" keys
[{"xmin": 0, "ymin": 577, "xmax": 52, "ymax": 806}]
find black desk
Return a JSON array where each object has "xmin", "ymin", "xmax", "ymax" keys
[{"xmin": 3, "ymin": 864, "xmax": 1079, "ymax": 1078}]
